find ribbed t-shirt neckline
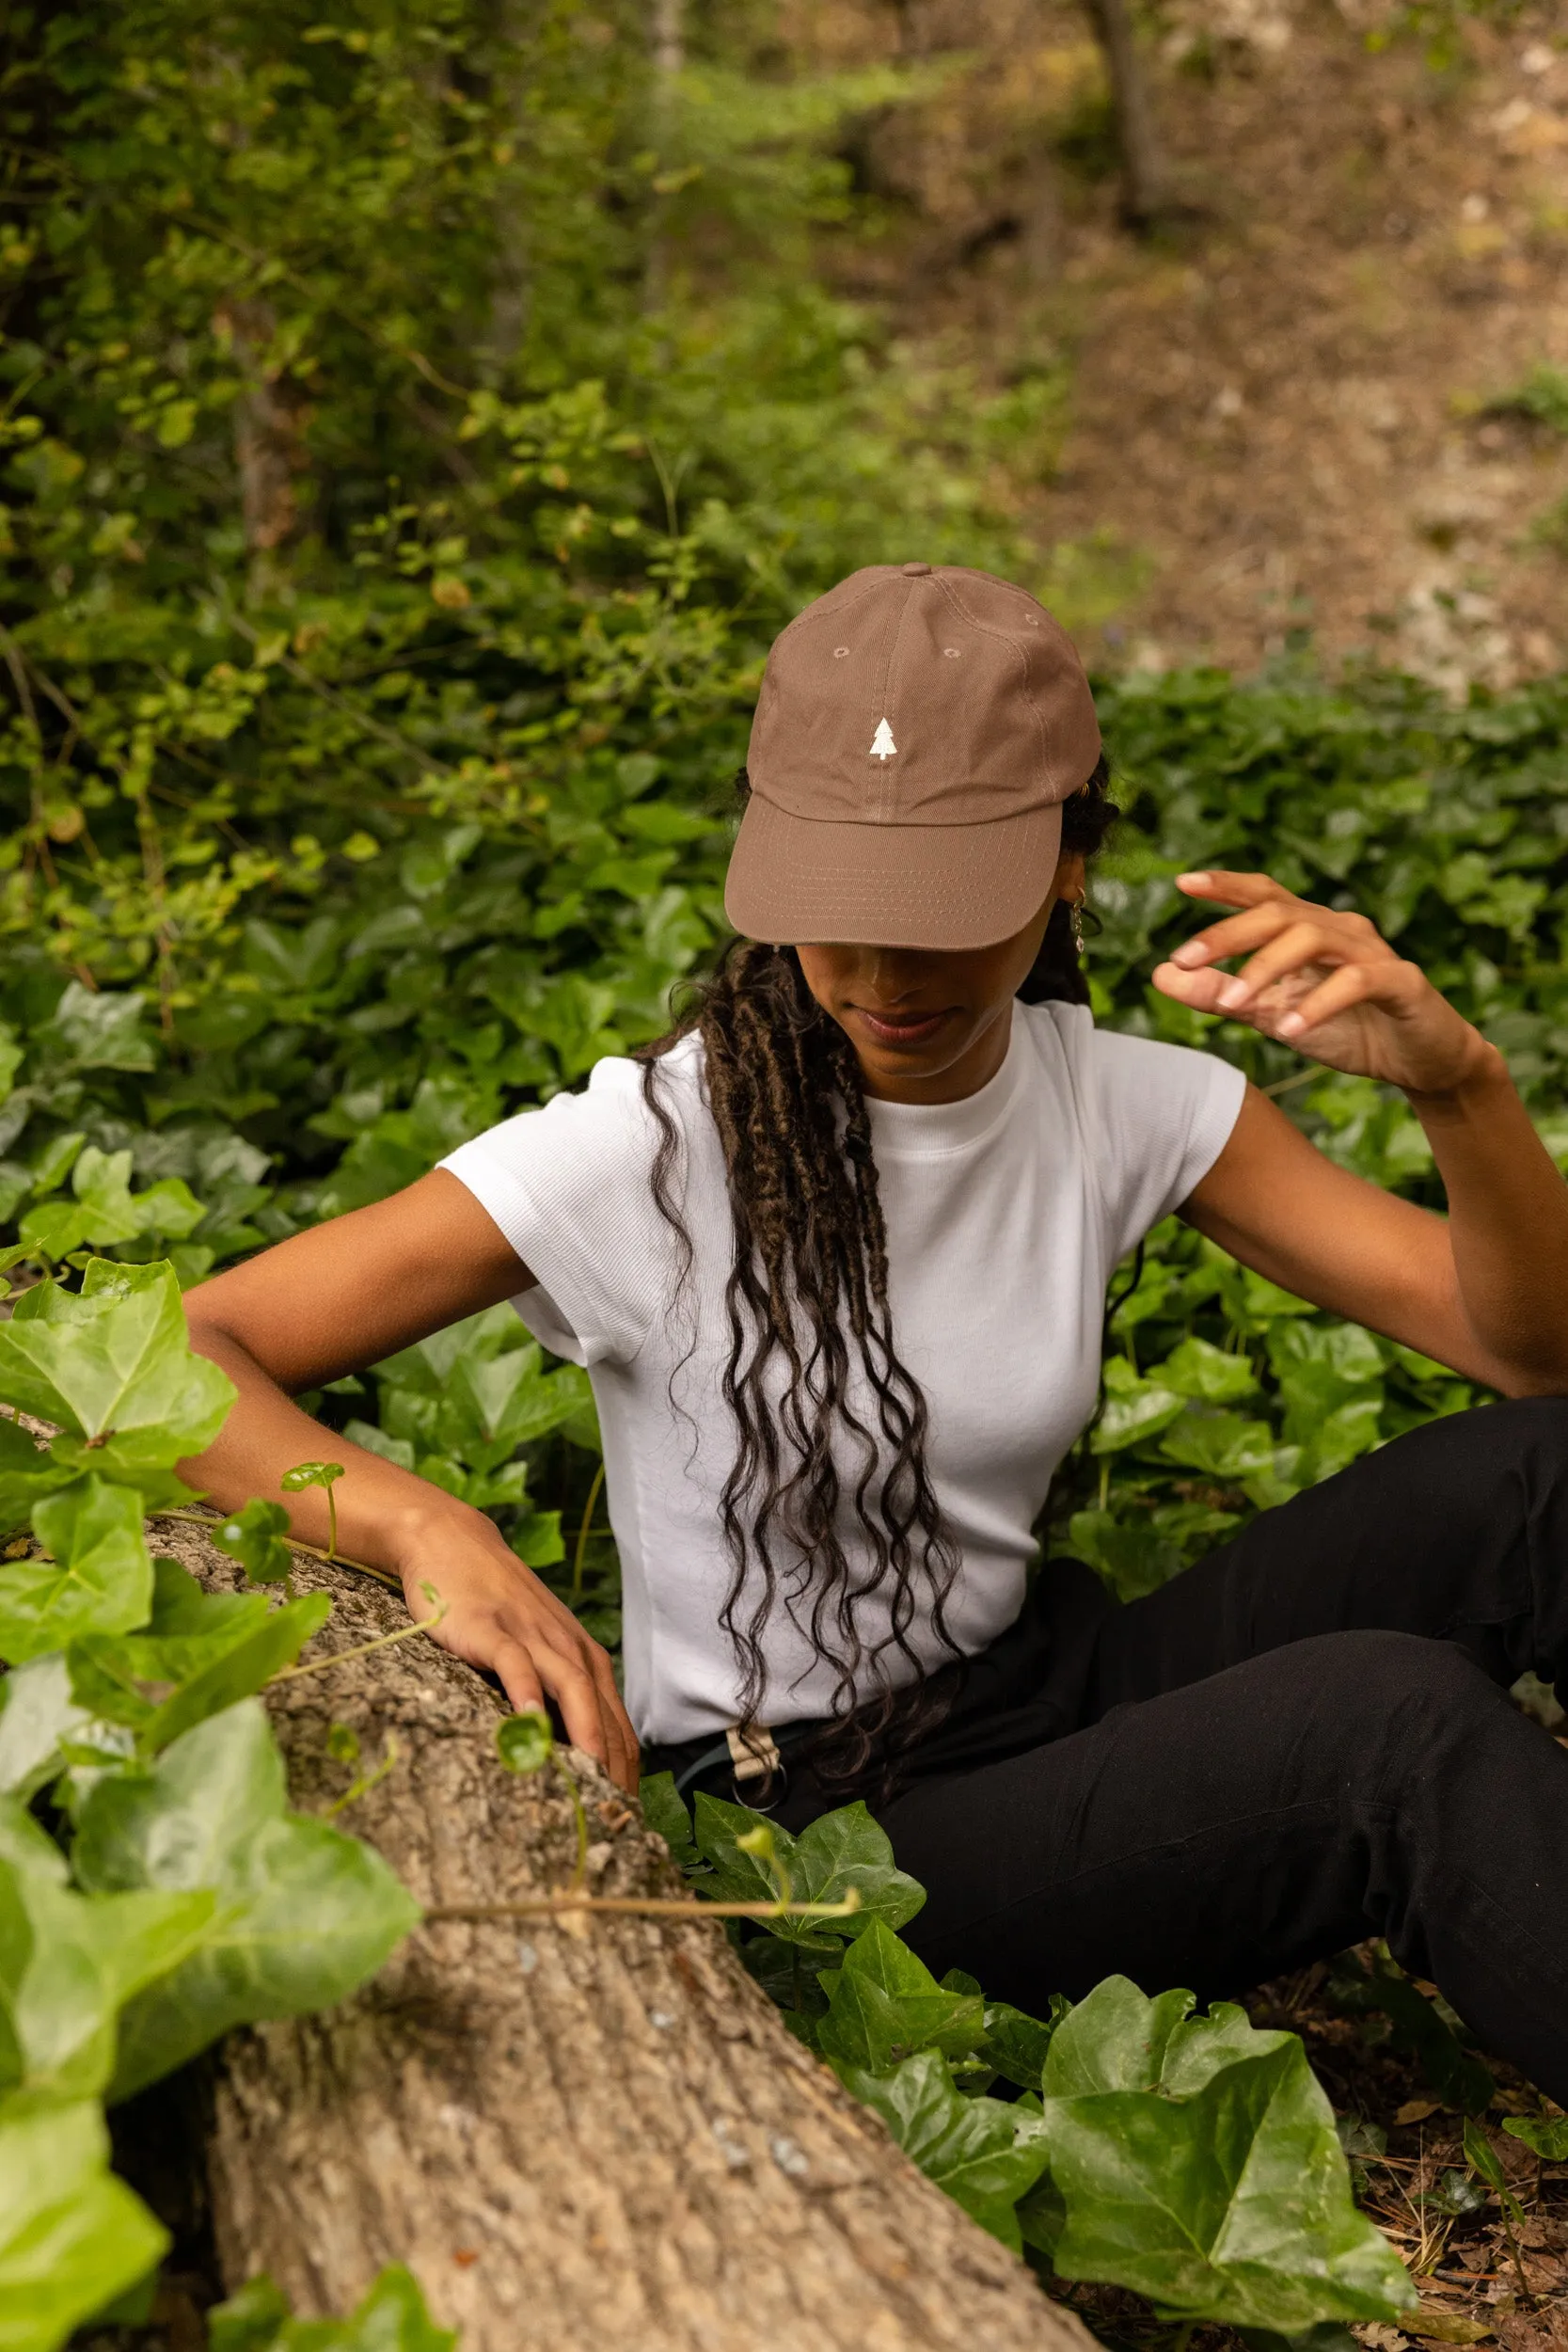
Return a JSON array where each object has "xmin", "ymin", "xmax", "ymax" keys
[{"xmin": 863, "ymin": 1013, "xmax": 1034, "ymax": 1159}]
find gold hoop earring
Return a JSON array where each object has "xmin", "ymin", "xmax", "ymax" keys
[{"xmin": 1069, "ymin": 898, "xmax": 1086, "ymax": 955}]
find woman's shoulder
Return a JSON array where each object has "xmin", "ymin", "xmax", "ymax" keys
[
  {"xmin": 451, "ymin": 1031, "xmax": 707, "ymax": 1183},
  {"xmin": 1016, "ymin": 998, "xmax": 1237, "ymax": 1092}
]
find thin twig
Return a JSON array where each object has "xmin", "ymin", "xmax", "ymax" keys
[
  {"xmin": 422, "ymin": 1893, "xmax": 863, "ymax": 1924},
  {"xmin": 269, "ymin": 1602, "xmax": 448, "ymax": 1684},
  {"xmin": 1261, "ymin": 1062, "xmax": 1326, "ymax": 1099}
]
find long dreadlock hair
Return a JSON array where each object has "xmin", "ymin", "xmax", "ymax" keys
[{"xmin": 637, "ymin": 753, "xmax": 1118, "ymax": 1794}]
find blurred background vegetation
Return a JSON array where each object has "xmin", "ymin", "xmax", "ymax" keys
[{"xmin": 2, "ymin": 0, "xmax": 1567, "ymax": 1637}]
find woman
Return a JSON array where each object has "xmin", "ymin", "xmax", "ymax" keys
[{"xmin": 184, "ymin": 562, "xmax": 1568, "ymax": 2098}]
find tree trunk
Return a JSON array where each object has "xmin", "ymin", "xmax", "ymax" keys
[
  {"xmin": 212, "ymin": 299, "xmax": 308, "ymax": 572},
  {"xmin": 1082, "ymin": 0, "xmax": 1167, "ymax": 230},
  {"xmin": 152, "ymin": 1517, "xmax": 1095, "ymax": 2352}
]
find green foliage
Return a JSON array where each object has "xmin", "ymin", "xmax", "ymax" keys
[
  {"xmin": 67, "ymin": 1561, "xmax": 331, "ymax": 1751},
  {"xmin": 74, "ymin": 1696, "xmax": 420, "ymax": 2100},
  {"xmin": 0, "ymin": 1477, "xmax": 151, "ymax": 1661},
  {"xmin": 816, "ymin": 1921, "xmax": 987, "ymax": 2073},
  {"xmin": 213, "ymin": 1499, "xmax": 295, "ymax": 1587},
  {"xmin": 841, "ymin": 2049, "xmax": 1053, "ymax": 2251},
  {"xmin": 656, "ymin": 1786, "xmax": 1414, "ymax": 2328},
  {"xmin": 1022, "ymin": 1979, "xmax": 1415, "ymax": 2329},
  {"xmin": 0, "ymin": 2100, "xmax": 167, "ymax": 2352},
  {"xmin": 1502, "ymin": 2113, "xmax": 1568, "ymax": 2160},
  {"xmin": 1462, "ymin": 2118, "xmax": 1525, "ymax": 2225},
  {"xmin": 688, "ymin": 1788, "xmax": 926, "ymax": 1947},
  {"xmin": 1486, "ymin": 364, "xmax": 1568, "ymax": 437},
  {"xmin": 495, "ymin": 1709, "xmax": 554, "ymax": 1775},
  {"xmin": 0, "ymin": 1264, "xmax": 421, "ymax": 2347},
  {"xmin": 210, "ymin": 2265, "xmax": 457, "ymax": 2352},
  {"xmin": 1327, "ymin": 1948, "xmax": 1494, "ymax": 2116}
]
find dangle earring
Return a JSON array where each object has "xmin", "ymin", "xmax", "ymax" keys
[{"xmin": 1069, "ymin": 897, "xmax": 1086, "ymax": 955}]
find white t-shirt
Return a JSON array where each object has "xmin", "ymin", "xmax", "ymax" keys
[{"xmin": 439, "ymin": 1002, "xmax": 1245, "ymax": 1745}]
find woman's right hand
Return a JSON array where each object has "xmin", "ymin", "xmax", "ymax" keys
[{"xmin": 394, "ymin": 1509, "xmax": 640, "ymax": 1795}]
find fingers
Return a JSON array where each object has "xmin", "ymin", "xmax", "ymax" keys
[
  {"xmin": 1175, "ymin": 870, "xmax": 1291, "ymax": 911},
  {"xmin": 1218, "ymin": 916, "xmax": 1391, "ymax": 1013},
  {"xmin": 1167, "ymin": 896, "xmax": 1319, "ymax": 976},
  {"xmin": 1150, "ymin": 959, "xmax": 1243, "ymax": 1015},
  {"xmin": 532, "ymin": 1638, "xmax": 639, "ymax": 1792},
  {"xmin": 1268, "ymin": 959, "xmax": 1418, "ymax": 1041},
  {"xmin": 414, "ymin": 1554, "xmax": 641, "ymax": 1793},
  {"xmin": 491, "ymin": 1634, "xmax": 547, "ymax": 1717}
]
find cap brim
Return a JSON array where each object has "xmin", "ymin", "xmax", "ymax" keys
[{"xmin": 724, "ymin": 794, "xmax": 1066, "ymax": 951}]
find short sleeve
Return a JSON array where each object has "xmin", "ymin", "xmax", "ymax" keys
[
  {"xmin": 437, "ymin": 1057, "xmax": 678, "ymax": 1367},
  {"xmin": 1053, "ymin": 1009, "xmax": 1246, "ymax": 1266}
]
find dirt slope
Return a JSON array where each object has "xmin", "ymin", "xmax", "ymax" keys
[{"xmin": 788, "ymin": 0, "xmax": 1568, "ymax": 686}]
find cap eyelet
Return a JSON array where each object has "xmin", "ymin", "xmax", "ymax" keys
[
  {"xmin": 833, "ymin": 646, "xmax": 850, "ymax": 659},
  {"xmin": 942, "ymin": 646, "xmax": 961, "ymax": 658}
]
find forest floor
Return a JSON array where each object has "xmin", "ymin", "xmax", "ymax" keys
[
  {"xmin": 1061, "ymin": 1947, "xmax": 1568, "ymax": 2352},
  {"xmin": 787, "ymin": 0, "xmax": 1568, "ymax": 689}
]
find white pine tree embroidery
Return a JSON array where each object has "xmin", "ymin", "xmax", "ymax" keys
[{"xmin": 869, "ymin": 718, "xmax": 897, "ymax": 759}]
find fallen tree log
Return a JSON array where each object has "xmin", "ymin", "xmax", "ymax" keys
[{"xmin": 152, "ymin": 1515, "xmax": 1095, "ymax": 2352}]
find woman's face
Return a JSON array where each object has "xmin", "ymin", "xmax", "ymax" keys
[{"xmin": 795, "ymin": 851, "xmax": 1085, "ymax": 1104}]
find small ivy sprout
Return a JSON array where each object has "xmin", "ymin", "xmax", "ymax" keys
[
  {"xmin": 281, "ymin": 1459, "xmax": 346, "ymax": 1562},
  {"xmin": 326, "ymin": 1722, "xmax": 360, "ymax": 1766},
  {"xmin": 736, "ymin": 1821, "xmax": 792, "ymax": 1909},
  {"xmin": 496, "ymin": 1710, "xmax": 554, "ymax": 1775},
  {"xmin": 213, "ymin": 1497, "xmax": 294, "ymax": 1590}
]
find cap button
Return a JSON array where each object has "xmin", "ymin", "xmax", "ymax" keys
[{"xmin": 900, "ymin": 561, "xmax": 932, "ymax": 576}]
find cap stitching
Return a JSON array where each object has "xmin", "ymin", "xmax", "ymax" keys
[
  {"xmin": 930, "ymin": 576, "xmax": 1052, "ymax": 778},
  {"xmin": 874, "ymin": 583, "xmax": 918, "ymax": 825}
]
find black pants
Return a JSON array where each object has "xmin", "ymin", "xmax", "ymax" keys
[{"xmin": 656, "ymin": 1398, "xmax": 1568, "ymax": 2103}]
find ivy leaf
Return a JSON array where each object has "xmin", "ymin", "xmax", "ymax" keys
[
  {"xmin": 43, "ymin": 981, "xmax": 157, "ymax": 1073},
  {"xmin": 495, "ymin": 1710, "xmax": 553, "ymax": 1773},
  {"xmin": 1153, "ymin": 1336, "xmax": 1259, "ymax": 1405},
  {"xmin": 0, "ymin": 1795, "xmax": 68, "ymax": 1881},
  {"xmin": 0, "ymin": 1655, "xmax": 94, "ymax": 1798},
  {"xmin": 278, "ymin": 1460, "xmax": 342, "ymax": 1496},
  {"xmin": 1089, "ymin": 1362, "xmax": 1186, "ymax": 1455},
  {"xmin": 0, "ymin": 1261, "xmax": 234, "ymax": 1467},
  {"xmin": 67, "ymin": 1559, "xmax": 331, "ymax": 1750},
  {"xmin": 0, "ymin": 1854, "xmax": 215, "ymax": 2103},
  {"xmin": 639, "ymin": 1770, "xmax": 699, "ymax": 1869},
  {"xmin": 982, "ymin": 1994, "xmax": 1070, "ymax": 2094},
  {"xmin": 0, "ymin": 1476, "xmax": 152, "ymax": 1662},
  {"xmin": 440, "ymin": 1351, "xmax": 592, "ymax": 1471},
  {"xmin": 1067, "ymin": 1509, "xmax": 1184, "ymax": 1603},
  {"xmin": 0, "ymin": 2097, "xmax": 166, "ymax": 2352},
  {"xmin": 1463, "ymin": 2120, "xmax": 1525, "ymax": 2225},
  {"xmin": 1042, "ymin": 1976, "xmax": 1202, "ymax": 2093},
  {"xmin": 816, "ymin": 1920, "xmax": 986, "ymax": 2073},
  {"xmin": 692, "ymin": 1794, "xmax": 925, "ymax": 1947},
  {"xmin": 212, "ymin": 1498, "xmax": 294, "ymax": 1586},
  {"xmin": 835, "ymin": 2047, "xmax": 1051, "ymax": 2250},
  {"xmin": 209, "ymin": 2263, "xmax": 457, "ymax": 2352},
  {"xmin": 1502, "ymin": 2115, "xmax": 1568, "ymax": 2160},
  {"xmin": 71, "ymin": 1697, "xmax": 420, "ymax": 2100},
  {"xmin": 1029, "ymin": 1979, "xmax": 1415, "ymax": 2331},
  {"xmin": 0, "ymin": 1416, "xmax": 74, "ymax": 1536}
]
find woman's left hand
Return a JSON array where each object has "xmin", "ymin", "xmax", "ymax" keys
[{"xmin": 1151, "ymin": 870, "xmax": 1492, "ymax": 1097}]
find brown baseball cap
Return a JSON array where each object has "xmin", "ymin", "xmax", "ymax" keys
[{"xmin": 725, "ymin": 562, "xmax": 1101, "ymax": 951}]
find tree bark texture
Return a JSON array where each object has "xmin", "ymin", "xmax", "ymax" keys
[
  {"xmin": 1082, "ymin": 0, "xmax": 1166, "ymax": 228},
  {"xmin": 156, "ymin": 1518, "xmax": 1096, "ymax": 2352},
  {"xmin": 211, "ymin": 300, "xmax": 309, "ymax": 560}
]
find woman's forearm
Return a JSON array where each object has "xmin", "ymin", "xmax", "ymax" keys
[
  {"xmin": 1407, "ymin": 1041, "xmax": 1568, "ymax": 1389},
  {"xmin": 181, "ymin": 1324, "xmax": 497, "ymax": 1576}
]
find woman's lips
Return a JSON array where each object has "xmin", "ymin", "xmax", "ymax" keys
[{"xmin": 852, "ymin": 1005, "xmax": 952, "ymax": 1045}]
